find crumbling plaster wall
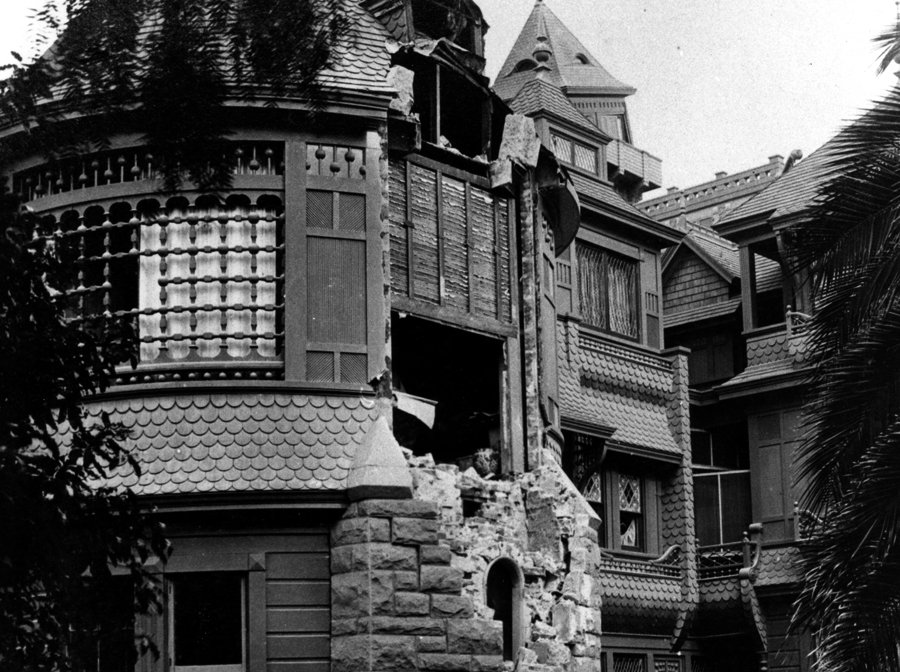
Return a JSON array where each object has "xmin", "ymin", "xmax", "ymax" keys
[{"xmin": 409, "ymin": 450, "xmax": 604, "ymax": 672}]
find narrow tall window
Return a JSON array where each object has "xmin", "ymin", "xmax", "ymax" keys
[
  {"xmin": 578, "ymin": 243, "xmax": 639, "ymax": 339},
  {"xmin": 618, "ymin": 473, "xmax": 643, "ymax": 550},
  {"xmin": 486, "ymin": 559, "xmax": 522, "ymax": 661}
]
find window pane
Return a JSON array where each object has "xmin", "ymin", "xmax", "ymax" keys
[
  {"xmin": 583, "ymin": 471, "xmax": 603, "ymax": 503},
  {"xmin": 550, "ymin": 134, "xmax": 572, "ymax": 163},
  {"xmin": 720, "ymin": 471, "xmax": 751, "ymax": 542},
  {"xmin": 607, "ymin": 253, "xmax": 639, "ymax": 338},
  {"xmin": 618, "ymin": 473, "xmax": 641, "ymax": 513},
  {"xmin": 173, "ymin": 574, "xmax": 243, "ymax": 666},
  {"xmin": 573, "ymin": 143, "xmax": 597, "ymax": 173},
  {"xmin": 577, "ymin": 244, "xmax": 608, "ymax": 329},
  {"xmin": 694, "ymin": 474, "xmax": 721, "ymax": 546}
]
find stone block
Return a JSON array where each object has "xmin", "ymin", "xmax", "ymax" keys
[
  {"xmin": 551, "ymin": 601, "xmax": 577, "ymax": 643},
  {"xmin": 348, "ymin": 499, "xmax": 440, "ymax": 520},
  {"xmin": 419, "ymin": 653, "xmax": 474, "ymax": 672},
  {"xmin": 421, "ymin": 544, "xmax": 452, "ymax": 565},
  {"xmin": 395, "ymin": 591, "xmax": 431, "ymax": 616},
  {"xmin": 532, "ymin": 640, "xmax": 570, "ymax": 666},
  {"xmin": 332, "ymin": 518, "xmax": 391, "ymax": 546},
  {"xmin": 472, "ymin": 655, "xmax": 503, "ymax": 672},
  {"xmin": 395, "ymin": 570, "xmax": 419, "ymax": 591},
  {"xmin": 418, "ymin": 635, "xmax": 447, "ymax": 653},
  {"xmin": 421, "ymin": 566, "xmax": 464, "ymax": 594},
  {"xmin": 332, "ymin": 618, "xmax": 365, "ymax": 635},
  {"xmin": 371, "ymin": 635, "xmax": 417, "ymax": 671},
  {"xmin": 332, "ymin": 571, "xmax": 393, "ymax": 618},
  {"xmin": 332, "ymin": 543, "xmax": 418, "ymax": 574},
  {"xmin": 332, "ymin": 635, "xmax": 369, "ymax": 672},
  {"xmin": 368, "ymin": 616, "xmax": 446, "ymax": 636},
  {"xmin": 431, "ymin": 594, "xmax": 474, "ymax": 619},
  {"xmin": 561, "ymin": 570, "xmax": 593, "ymax": 607},
  {"xmin": 447, "ymin": 619, "xmax": 502, "ymax": 655},
  {"xmin": 393, "ymin": 517, "xmax": 440, "ymax": 545}
]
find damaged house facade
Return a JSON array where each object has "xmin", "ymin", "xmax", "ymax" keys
[{"xmin": 3, "ymin": 0, "xmax": 817, "ymax": 671}]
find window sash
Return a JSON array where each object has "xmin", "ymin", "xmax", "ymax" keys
[{"xmin": 577, "ymin": 243, "xmax": 640, "ymax": 340}]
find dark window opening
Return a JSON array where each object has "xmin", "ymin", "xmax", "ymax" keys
[
  {"xmin": 486, "ymin": 558, "xmax": 521, "ymax": 661},
  {"xmin": 755, "ymin": 288, "xmax": 785, "ymax": 327},
  {"xmin": 410, "ymin": 0, "xmax": 482, "ymax": 53},
  {"xmin": 392, "ymin": 314, "xmax": 502, "ymax": 473},
  {"xmin": 81, "ymin": 578, "xmax": 135, "ymax": 672},
  {"xmin": 171, "ymin": 573, "xmax": 244, "ymax": 668},
  {"xmin": 578, "ymin": 243, "xmax": 640, "ymax": 340}
]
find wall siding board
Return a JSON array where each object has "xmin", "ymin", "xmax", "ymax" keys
[
  {"xmin": 410, "ymin": 164, "xmax": 440, "ymax": 303},
  {"xmin": 267, "ymin": 634, "xmax": 331, "ymax": 660},
  {"xmin": 441, "ymin": 174, "xmax": 470, "ymax": 312},
  {"xmin": 389, "ymin": 161, "xmax": 409, "ymax": 295},
  {"xmin": 267, "ymin": 552, "xmax": 330, "ymax": 580},
  {"xmin": 266, "ymin": 581, "xmax": 330, "ymax": 606},
  {"xmin": 470, "ymin": 185, "xmax": 498, "ymax": 318},
  {"xmin": 268, "ymin": 662, "xmax": 331, "ymax": 672},
  {"xmin": 267, "ymin": 608, "xmax": 331, "ymax": 633}
]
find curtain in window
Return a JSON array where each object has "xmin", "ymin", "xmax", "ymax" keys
[
  {"xmin": 607, "ymin": 253, "xmax": 638, "ymax": 338},
  {"xmin": 139, "ymin": 199, "xmax": 278, "ymax": 362},
  {"xmin": 577, "ymin": 243, "xmax": 638, "ymax": 339}
]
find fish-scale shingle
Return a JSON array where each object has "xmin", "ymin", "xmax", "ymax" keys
[{"xmin": 78, "ymin": 392, "xmax": 378, "ymax": 496}]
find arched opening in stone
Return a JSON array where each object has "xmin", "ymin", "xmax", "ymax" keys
[{"xmin": 486, "ymin": 557, "xmax": 523, "ymax": 661}]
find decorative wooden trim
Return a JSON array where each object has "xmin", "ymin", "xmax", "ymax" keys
[
  {"xmin": 247, "ymin": 558, "xmax": 267, "ymax": 672},
  {"xmin": 284, "ymin": 139, "xmax": 307, "ymax": 381}
]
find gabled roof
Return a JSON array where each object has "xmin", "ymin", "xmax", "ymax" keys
[
  {"xmin": 717, "ymin": 137, "xmax": 841, "ymax": 228},
  {"xmin": 509, "ymin": 76, "xmax": 604, "ymax": 139},
  {"xmin": 493, "ymin": 0, "xmax": 634, "ymax": 103}
]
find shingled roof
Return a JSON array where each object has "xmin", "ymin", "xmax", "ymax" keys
[
  {"xmin": 77, "ymin": 392, "xmax": 379, "ymax": 497},
  {"xmin": 493, "ymin": 0, "xmax": 634, "ymax": 103},
  {"xmin": 509, "ymin": 76, "xmax": 603, "ymax": 138},
  {"xmin": 718, "ymin": 137, "xmax": 841, "ymax": 227},
  {"xmin": 558, "ymin": 322, "xmax": 681, "ymax": 458}
]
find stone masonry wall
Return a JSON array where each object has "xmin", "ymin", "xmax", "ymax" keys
[
  {"xmin": 331, "ymin": 497, "xmax": 504, "ymax": 672},
  {"xmin": 409, "ymin": 451, "xmax": 604, "ymax": 672}
]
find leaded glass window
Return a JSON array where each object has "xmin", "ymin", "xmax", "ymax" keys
[
  {"xmin": 618, "ymin": 473, "xmax": 643, "ymax": 550},
  {"xmin": 614, "ymin": 653, "xmax": 647, "ymax": 672},
  {"xmin": 550, "ymin": 134, "xmax": 573, "ymax": 163},
  {"xmin": 583, "ymin": 472, "xmax": 603, "ymax": 503}
]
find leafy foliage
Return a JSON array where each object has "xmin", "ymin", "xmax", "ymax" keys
[
  {"xmin": 0, "ymin": 188, "xmax": 170, "ymax": 670},
  {"xmin": 790, "ymin": 80, "xmax": 900, "ymax": 671},
  {"xmin": 0, "ymin": 0, "xmax": 349, "ymax": 191}
]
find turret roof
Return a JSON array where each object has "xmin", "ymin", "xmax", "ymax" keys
[{"xmin": 494, "ymin": 0, "xmax": 635, "ymax": 102}]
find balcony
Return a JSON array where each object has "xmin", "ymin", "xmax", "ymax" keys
[{"xmin": 606, "ymin": 139, "xmax": 662, "ymax": 191}]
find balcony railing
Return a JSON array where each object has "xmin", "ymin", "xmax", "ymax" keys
[
  {"xmin": 19, "ymin": 142, "xmax": 289, "ymax": 384},
  {"xmin": 606, "ymin": 139, "xmax": 662, "ymax": 190},
  {"xmin": 697, "ymin": 541, "xmax": 744, "ymax": 579}
]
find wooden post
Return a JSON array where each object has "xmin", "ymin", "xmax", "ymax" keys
[
  {"xmin": 284, "ymin": 139, "xmax": 306, "ymax": 381},
  {"xmin": 740, "ymin": 244, "xmax": 757, "ymax": 332}
]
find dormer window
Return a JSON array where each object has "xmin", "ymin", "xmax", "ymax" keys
[
  {"xmin": 574, "ymin": 53, "xmax": 589, "ymax": 65},
  {"xmin": 550, "ymin": 133, "xmax": 598, "ymax": 174},
  {"xmin": 512, "ymin": 59, "xmax": 537, "ymax": 73}
]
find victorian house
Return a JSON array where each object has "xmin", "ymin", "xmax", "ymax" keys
[{"xmin": 2, "ymin": 0, "xmax": 822, "ymax": 671}]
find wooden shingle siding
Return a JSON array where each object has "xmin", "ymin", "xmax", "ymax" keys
[
  {"xmin": 663, "ymin": 254, "xmax": 730, "ymax": 313},
  {"xmin": 441, "ymin": 175, "xmax": 470, "ymax": 312},
  {"xmin": 410, "ymin": 163, "xmax": 441, "ymax": 303},
  {"xmin": 389, "ymin": 161, "xmax": 409, "ymax": 294},
  {"xmin": 388, "ymin": 157, "xmax": 514, "ymax": 332}
]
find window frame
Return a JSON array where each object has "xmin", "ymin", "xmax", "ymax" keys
[
  {"xmin": 577, "ymin": 240, "xmax": 642, "ymax": 342},
  {"xmin": 581, "ymin": 467, "xmax": 656, "ymax": 554},
  {"xmin": 167, "ymin": 572, "xmax": 248, "ymax": 672}
]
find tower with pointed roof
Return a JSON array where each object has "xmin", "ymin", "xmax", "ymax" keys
[{"xmin": 494, "ymin": 0, "xmax": 661, "ymax": 202}]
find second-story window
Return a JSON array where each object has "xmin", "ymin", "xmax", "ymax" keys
[
  {"xmin": 577, "ymin": 242, "xmax": 640, "ymax": 340},
  {"xmin": 550, "ymin": 133, "xmax": 598, "ymax": 174},
  {"xmin": 618, "ymin": 472, "xmax": 643, "ymax": 551}
]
